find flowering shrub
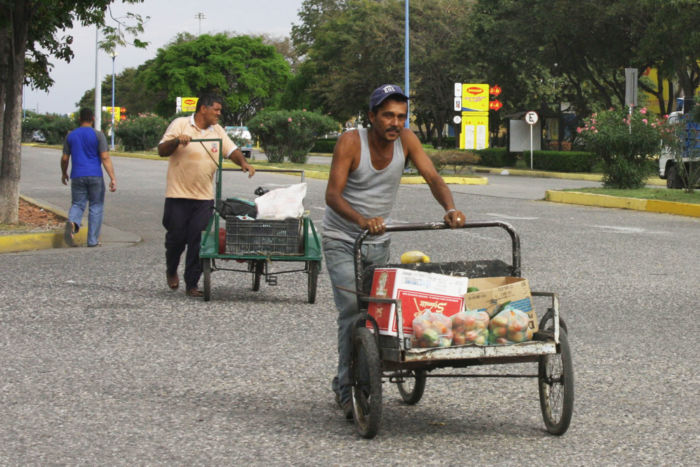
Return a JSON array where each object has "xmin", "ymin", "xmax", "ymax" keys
[
  {"xmin": 114, "ymin": 113, "xmax": 169, "ymax": 151},
  {"xmin": 577, "ymin": 107, "xmax": 673, "ymax": 188},
  {"xmin": 248, "ymin": 109, "xmax": 338, "ymax": 163}
]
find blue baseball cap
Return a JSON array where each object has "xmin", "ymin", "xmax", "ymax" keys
[{"xmin": 369, "ymin": 84, "xmax": 408, "ymax": 111}]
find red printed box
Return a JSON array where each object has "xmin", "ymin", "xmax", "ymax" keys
[{"xmin": 368, "ymin": 268, "xmax": 469, "ymax": 336}]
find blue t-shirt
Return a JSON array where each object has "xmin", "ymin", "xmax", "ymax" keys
[{"xmin": 63, "ymin": 127, "xmax": 108, "ymax": 178}]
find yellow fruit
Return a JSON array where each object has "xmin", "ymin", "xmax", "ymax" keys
[{"xmin": 400, "ymin": 250, "xmax": 431, "ymax": 264}]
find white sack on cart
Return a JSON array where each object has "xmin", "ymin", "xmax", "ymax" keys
[{"xmin": 255, "ymin": 182, "xmax": 307, "ymax": 219}]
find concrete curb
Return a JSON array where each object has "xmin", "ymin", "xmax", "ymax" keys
[
  {"xmin": 0, "ymin": 195, "xmax": 87, "ymax": 253},
  {"xmin": 0, "ymin": 195, "xmax": 141, "ymax": 254},
  {"xmin": 545, "ymin": 191, "xmax": 700, "ymax": 218}
]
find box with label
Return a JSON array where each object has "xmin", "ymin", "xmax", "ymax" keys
[
  {"xmin": 368, "ymin": 268, "xmax": 469, "ymax": 336},
  {"xmin": 464, "ymin": 277, "xmax": 538, "ymax": 332}
]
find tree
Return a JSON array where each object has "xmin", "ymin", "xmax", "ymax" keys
[
  {"xmin": 77, "ymin": 64, "xmax": 163, "ymax": 117},
  {"xmin": 140, "ymin": 33, "xmax": 291, "ymax": 125},
  {"xmin": 0, "ymin": 0, "xmax": 145, "ymax": 224}
]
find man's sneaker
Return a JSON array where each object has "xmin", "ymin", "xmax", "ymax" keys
[{"xmin": 64, "ymin": 221, "xmax": 77, "ymax": 247}]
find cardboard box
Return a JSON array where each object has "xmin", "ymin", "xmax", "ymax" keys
[
  {"xmin": 368, "ymin": 268, "xmax": 469, "ymax": 336},
  {"xmin": 464, "ymin": 277, "xmax": 538, "ymax": 332}
]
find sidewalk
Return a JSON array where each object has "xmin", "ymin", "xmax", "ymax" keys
[{"xmin": 0, "ymin": 195, "xmax": 141, "ymax": 254}]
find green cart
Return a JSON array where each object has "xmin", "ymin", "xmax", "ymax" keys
[{"xmin": 197, "ymin": 138, "xmax": 322, "ymax": 303}]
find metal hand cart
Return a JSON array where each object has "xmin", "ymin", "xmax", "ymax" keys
[
  {"xmin": 347, "ymin": 221, "xmax": 573, "ymax": 438},
  {"xmin": 197, "ymin": 138, "xmax": 322, "ymax": 303}
]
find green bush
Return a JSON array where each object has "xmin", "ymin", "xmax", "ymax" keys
[
  {"xmin": 474, "ymin": 147, "xmax": 515, "ymax": 167},
  {"xmin": 22, "ymin": 112, "xmax": 75, "ymax": 144},
  {"xmin": 114, "ymin": 113, "xmax": 169, "ymax": 151},
  {"xmin": 427, "ymin": 149, "xmax": 479, "ymax": 173},
  {"xmin": 310, "ymin": 138, "xmax": 337, "ymax": 154},
  {"xmin": 531, "ymin": 150, "xmax": 598, "ymax": 172},
  {"xmin": 248, "ymin": 110, "xmax": 338, "ymax": 163},
  {"xmin": 577, "ymin": 107, "xmax": 672, "ymax": 188}
]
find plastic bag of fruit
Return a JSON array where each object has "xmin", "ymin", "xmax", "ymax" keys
[
  {"xmin": 488, "ymin": 306, "xmax": 533, "ymax": 344},
  {"xmin": 451, "ymin": 309, "xmax": 489, "ymax": 346},
  {"xmin": 411, "ymin": 310, "xmax": 453, "ymax": 348}
]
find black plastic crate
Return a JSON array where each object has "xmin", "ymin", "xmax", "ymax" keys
[{"xmin": 225, "ymin": 217, "xmax": 303, "ymax": 255}]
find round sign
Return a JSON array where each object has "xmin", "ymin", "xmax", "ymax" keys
[
  {"xmin": 525, "ymin": 111, "xmax": 539, "ymax": 125},
  {"xmin": 453, "ymin": 115, "xmax": 462, "ymax": 124}
]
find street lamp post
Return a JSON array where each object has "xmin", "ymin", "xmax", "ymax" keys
[
  {"xmin": 404, "ymin": 0, "xmax": 410, "ymax": 128},
  {"xmin": 110, "ymin": 50, "xmax": 117, "ymax": 150}
]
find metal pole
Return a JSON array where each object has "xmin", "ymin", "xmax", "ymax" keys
[
  {"xmin": 404, "ymin": 0, "xmax": 410, "ymax": 128},
  {"xmin": 530, "ymin": 124, "xmax": 534, "ymax": 169},
  {"xmin": 94, "ymin": 27, "xmax": 101, "ymax": 132},
  {"xmin": 110, "ymin": 52, "xmax": 117, "ymax": 150}
]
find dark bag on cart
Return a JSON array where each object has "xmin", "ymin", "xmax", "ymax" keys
[{"xmin": 217, "ymin": 198, "xmax": 257, "ymax": 218}]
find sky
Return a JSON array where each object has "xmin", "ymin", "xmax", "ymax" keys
[{"xmin": 23, "ymin": 0, "xmax": 305, "ymax": 115}]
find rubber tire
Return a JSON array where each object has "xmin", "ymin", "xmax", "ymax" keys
[
  {"xmin": 307, "ymin": 261, "xmax": 320, "ymax": 304},
  {"xmin": 667, "ymin": 165, "xmax": 682, "ymax": 189},
  {"xmin": 538, "ymin": 329, "xmax": 574, "ymax": 435},
  {"xmin": 397, "ymin": 370, "xmax": 426, "ymax": 405},
  {"xmin": 350, "ymin": 327, "xmax": 383, "ymax": 439},
  {"xmin": 539, "ymin": 308, "xmax": 569, "ymax": 335},
  {"xmin": 252, "ymin": 260, "xmax": 264, "ymax": 291},
  {"xmin": 202, "ymin": 258, "xmax": 212, "ymax": 302}
]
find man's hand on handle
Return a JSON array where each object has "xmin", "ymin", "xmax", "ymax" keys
[
  {"xmin": 443, "ymin": 208, "xmax": 466, "ymax": 228},
  {"xmin": 361, "ymin": 216, "xmax": 386, "ymax": 235}
]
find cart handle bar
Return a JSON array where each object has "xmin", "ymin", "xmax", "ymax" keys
[{"xmin": 353, "ymin": 220, "xmax": 521, "ymax": 294}]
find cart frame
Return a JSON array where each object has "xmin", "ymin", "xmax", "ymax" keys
[
  {"xmin": 196, "ymin": 138, "xmax": 322, "ymax": 302},
  {"xmin": 346, "ymin": 221, "xmax": 573, "ymax": 438}
]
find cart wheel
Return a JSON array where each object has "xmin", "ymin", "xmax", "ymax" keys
[
  {"xmin": 350, "ymin": 327, "xmax": 383, "ymax": 439},
  {"xmin": 538, "ymin": 329, "xmax": 574, "ymax": 435},
  {"xmin": 397, "ymin": 370, "xmax": 426, "ymax": 405},
  {"xmin": 202, "ymin": 258, "xmax": 212, "ymax": 302},
  {"xmin": 307, "ymin": 261, "xmax": 320, "ymax": 304},
  {"xmin": 252, "ymin": 260, "xmax": 264, "ymax": 291}
]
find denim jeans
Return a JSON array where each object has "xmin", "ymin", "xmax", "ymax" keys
[
  {"xmin": 322, "ymin": 236, "xmax": 390, "ymax": 404},
  {"xmin": 68, "ymin": 176, "xmax": 105, "ymax": 247}
]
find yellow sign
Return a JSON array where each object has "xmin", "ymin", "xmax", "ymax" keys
[
  {"xmin": 182, "ymin": 97, "xmax": 198, "ymax": 112},
  {"xmin": 460, "ymin": 83, "xmax": 490, "ymax": 112},
  {"xmin": 103, "ymin": 106, "xmax": 121, "ymax": 121},
  {"xmin": 460, "ymin": 112, "xmax": 489, "ymax": 150}
]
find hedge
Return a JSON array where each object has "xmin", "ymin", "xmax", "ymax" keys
[
  {"xmin": 310, "ymin": 138, "xmax": 337, "ymax": 153},
  {"xmin": 531, "ymin": 150, "xmax": 598, "ymax": 172},
  {"xmin": 474, "ymin": 148, "xmax": 517, "ymax": 167}
]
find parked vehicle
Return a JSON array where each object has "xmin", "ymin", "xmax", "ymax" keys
[
  {"xmin": 225, "ymin": 126, "xmax": 253, "ymax": 158},
  {"xmin": 30, "ymin": 130, "xmax": 46, "ymax": 143},
  {"xmin": 658, "ymin": 99, "xmax": 700, "ymax": 189}
]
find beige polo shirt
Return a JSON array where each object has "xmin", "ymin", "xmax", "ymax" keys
[{"xmin": 160, "ymin": 115, "xmax": 237, "ymax": 200}]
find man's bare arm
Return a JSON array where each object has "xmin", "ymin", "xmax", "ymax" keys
[{"xmin": 325, "ymin": 131, "xmax": 385, "ymax": 234}]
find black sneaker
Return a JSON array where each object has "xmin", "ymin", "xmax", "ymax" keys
[{"xmin": 64, "ymin": 221, "xmax": 76, "ymax": 247}]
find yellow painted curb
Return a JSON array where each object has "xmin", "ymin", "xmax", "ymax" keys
[
  {"xmin": 646, "ymin": 199, "xmax": 700, "ymax": 217},
  {"xmin": 545, "ymin": 191, "xmax": 700, "ymax": 218},
  {"xmin": 400, "ymin": 175, "xmax": 488, "ymax": 185},
  {"xmin": 0, "ymin": 196, "xmax": 87, "ymax": 253}
]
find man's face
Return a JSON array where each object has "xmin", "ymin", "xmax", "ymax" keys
[
  {"xmin": 200, "ymin": 102, "xmax": 223, "ymax": 126},
  {"xmin": 368, "ymin": 99, "xmax": 407, "ymax": 141}
]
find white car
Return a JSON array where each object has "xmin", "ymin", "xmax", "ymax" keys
[{"xmin": 225, "ymin": 126, "xmax": 253, "ymax": 158}]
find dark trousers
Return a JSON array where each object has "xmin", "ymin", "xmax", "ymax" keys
[{"xmin": 162, "ymin": 198, "xmax": 214, "ymax": 290}]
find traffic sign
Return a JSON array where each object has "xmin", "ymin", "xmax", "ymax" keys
[
  {"xmin": 454, "ymin": 82, "xmax": 462, "ymax": 97},
  {"xmin": 454, "ymin": 97, "xmax": 462, "ymax": 111},
  {"xmin": 453, "ymin": 115, "xmax": 461, "ymax": 124},
  {"xmin": 525, "ymin": 111, "xmax": 538, "ymax": 125}
]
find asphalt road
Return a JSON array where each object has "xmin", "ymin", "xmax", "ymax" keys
[{"xmin": 2, "ymin": 146, "xmax": 698, "ymax": 465}]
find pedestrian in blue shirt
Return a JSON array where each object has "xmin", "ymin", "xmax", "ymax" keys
[{"xmin": 60, "ymin": 108, "xmax": 117, "ymax": 247}]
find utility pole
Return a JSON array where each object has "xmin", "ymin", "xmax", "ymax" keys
[
  {"xmin": 94, "ymin": 26, "xmax": 102, "ymax": 132},
  {"xmin": 404, "ymin": 0, "xmax": 410, "ymax": 128},
  {"xmin": 195, "ymin": 12, "xmax": 206, "ymax": 35}
]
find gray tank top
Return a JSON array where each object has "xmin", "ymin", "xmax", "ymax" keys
[{"xmin": 323, "ymin": 128, "xmax": 405, "ymax": 243}]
